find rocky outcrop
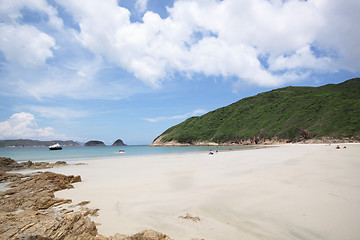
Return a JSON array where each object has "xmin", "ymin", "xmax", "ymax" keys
[
  {"xmin": 150, "ymin": 135, "xmax": 360, "ymax": 146},
  {"xmin": 0, "ymin": 171, "xmax": 94, "ymax": 239},
  {"xmin": 0, "ymin": 157, "xmax": 67, "ymax": 172},
  {"xmin": 84, "ymin": 140, "xmax": 106, "ymax": 146},
  {"xmin": 0, "ymin": 158, "xmax": 172, "ymax": 240},
  {"xmin": 112, "ymin": 139, "xmax": 126, "ymax": 146}
]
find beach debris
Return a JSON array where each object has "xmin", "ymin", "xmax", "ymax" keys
[{"xmin": 178, "ymin": 213, "xmax": 201, "ymax": 222}]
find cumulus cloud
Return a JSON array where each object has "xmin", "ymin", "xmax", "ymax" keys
[
  {"xmin": 56, "ymin": 0, "xmax": 359, "ymax": 89},
  {"xmin": 0, "ymin": 0, "xmax": 359, "ymax": 99},
  {"xmin": 135, "ymin": 0, "xmax": 148, "ymax": 14},
  {"xmin": 0, "ymin": 23, "xmax": 56, "ymax": 67},
  {"xmin": 0, "ymin": 112, "xmax": 67, "ymax": 140},
  {"xmin": 0, "ymin": 0, "xmax": 61, "ymax": 67},
  {"xmin": 144, "ymin": 109, "xmax": 207, "ymax": 122},
  {"xmin": 0, "ymin": 0, "xmax": 63, "ymax": 29}
]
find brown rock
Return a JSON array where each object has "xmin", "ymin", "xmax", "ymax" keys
[
  {"xmin": 0, "ymin": 171, "xmax": 173, "ymax": 240},
  {"xmin": 179, "ymin": 213, "xmax": 201, "ymax": 222},
  {"xmin": 0, "ymin": 157, "xmax": 22, "ymax": 171},
  {"xmin": 0, "ymin": 157, "xmax": 69, "ymax": 172},
  {"xmin": 126, "ymin": 230, "xmax": 172, "ymax": 240}
]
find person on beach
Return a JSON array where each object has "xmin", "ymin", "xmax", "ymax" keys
[{"xmin": 216, "ymin": 147, "xmax": 219, "ymax": 153}]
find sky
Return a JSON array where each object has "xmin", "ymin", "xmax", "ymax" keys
[{"xmin": 0, "ymin": 0, "xmax": 359, "ymax": 145}]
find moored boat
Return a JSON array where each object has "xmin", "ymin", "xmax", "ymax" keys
[{"xmin": 49, "ymin": 143, "xmax": 62, "ymax": 150}]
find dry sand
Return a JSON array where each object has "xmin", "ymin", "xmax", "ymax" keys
[{"xmin": 53, "ymin": 144, "xmax": 360, "ymax": 240}]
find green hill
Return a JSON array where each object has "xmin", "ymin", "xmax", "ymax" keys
[
  {"xmin": 0, "ymin": 139, "xmax": 80, "ymax": 147},
  {"xmin": 152, "ymin": 78, "xmax": 360, "ymax": 145}
]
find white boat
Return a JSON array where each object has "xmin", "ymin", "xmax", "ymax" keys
[{"xmin": 49, "ymin": 143, "xmax": 62, "ymax": 150}]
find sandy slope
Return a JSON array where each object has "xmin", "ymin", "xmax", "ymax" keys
[{"xmin": 54, "ymin": 144, "xmax": 360, "ymax": 240}]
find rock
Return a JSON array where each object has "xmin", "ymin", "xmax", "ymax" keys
[
  {"xmin": 125, "ymin": 230, "xmax": 172, "ymax": 240},
  {"xmin": 107, "ymin": 230, "xmax": 172, "ymax": 240},
  {"xmin": 0, "ymin": 171, "xmax": 99, "ymax": 240},
  {"xmin": 0, "ymin": 171, "xmax": 173, "ymax": 240},
  {"xmin": 0, "ymin": 157, "xmax": 22, "ymax": 171},
  {"xmin": 112, "ymin": 139, "xmax": 126, "ymax": 146},
  {"xmin": 78, "ymin": 201, "xmax": 91, "ymax": 206},
  {"xmin": 0, "ymin": 210, "xmax": 98, "ymax": 240},
  {"xmin": 0, "ymin": 171, "xmax": 81, "ymax": 212},
  {"xmin": 0, "ymin": 171, "xmax": 23, "ymax": 182},
  {"xmin": 84, "ymin": 140, "xmax": 106, "ymax": 146},
  {"xmin": 55, "ymin": 161, "xmax": 67, "ymax": 165},
  {"xmin": 178, "ymin": 213, "xmax": 201, "ymax": 222},
  {"xmin": 0, "ymin": 157, "xmax": 68, "ymax": 172}
]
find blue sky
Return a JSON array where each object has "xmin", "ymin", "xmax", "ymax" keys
[{"xmin": 0, "ymin": 0, "xmax": 359, "ymax": 145}]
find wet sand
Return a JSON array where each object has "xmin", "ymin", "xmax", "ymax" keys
[{"xmin": 54, "ymin": 144, "xmax": 360, "ymax": 240}]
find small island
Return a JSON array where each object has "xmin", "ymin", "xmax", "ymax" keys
[
  {"xmin": 112, "ymin": 139, "xmax": 126, "ymax": 146},
  {"xmin": 84, "ymin": 140, "xmax": 106, "ymax": 146}
]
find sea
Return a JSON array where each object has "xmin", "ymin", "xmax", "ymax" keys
[{"xmin": 0, "ymin": 145, "xmax": 255, "ymax": 162}]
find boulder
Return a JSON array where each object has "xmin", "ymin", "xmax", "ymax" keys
[{"xmin": 0, "ymin": 157, "xmax": 22, "ymax": 171}]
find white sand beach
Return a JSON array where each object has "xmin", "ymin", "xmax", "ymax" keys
[{"xmin": 53, "ymin": 144, "xmax": 360, "ymax": 240}]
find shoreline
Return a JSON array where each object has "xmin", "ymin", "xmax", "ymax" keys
[
  {"xmin": 52, "ymin": 143, "xmax": 360, "ymax": 240},
  {"xmin": 2, "ymin": 143, "xmax": 360, "ymax": 239},
  {"xmin": 149, "ymin": 138, "xmax": 360, "ymax": 146}
]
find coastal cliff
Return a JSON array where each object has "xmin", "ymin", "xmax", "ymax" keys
[{"xmin": 151, "ymin": 78, "xmax": 360, "ymax": 146}]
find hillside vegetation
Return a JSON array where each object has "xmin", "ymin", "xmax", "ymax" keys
[
  {"xmin": 0, "ymin": 139, "xmax": 79, "ymax": 147},
  {"xmin": 152, "ymin": 78, "xmax": 360, "ymax": 145},
  {"xmin": 84, "ymin": 140, "xmax": 106, "ymax": 146}
]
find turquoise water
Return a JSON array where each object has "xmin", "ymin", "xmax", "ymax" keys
[{"xmin": 0, "ymin": 145, "xmax": 254, "ymax": 162}]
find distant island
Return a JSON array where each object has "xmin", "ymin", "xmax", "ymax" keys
[
  {"xmin": 0, "ymin": 139, "xmax": 80, "ymax": 148},
  {"xmin": 112, "ymin": 139, "xmax": 126, "ymax": 146},
  {"xmin": 151, "ymin": 78, "xmax": 360, "ymax": 146},
  {"xmin": 84, "ymin": 140, "xmax": 106, "ymax": 146}
]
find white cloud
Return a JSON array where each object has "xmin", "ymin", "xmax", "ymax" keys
[
  {"xmin": 268, "ymin": 45, "xmax": 334, "ymax": 73},
  {"xmin": 0, "ymin": 23, "xmax": 56, "ymax": 67},
  {"xmin": 0, "ymin": 112, "xmax": 67, "ymax": 140},
  {"xmin": 0, "ymin": 0, "xmax": 63, "ymax": 29},
  {"xmin": 54, "ymin": 0, "xmax": 359, "ymax": 90},
  {"xmin": 135, "ymin": 0, "xmax": 148, "ymax": 14},
  {"xmin": 26, "ymin": 106, "xmax": 89, "ymax": 120},
  {"xmin": 0, "ymin": 0, "xmax": 359, "ymax": 100},
  {"xmin": 144, "ymin": 109, "xmax": 207, "ymax": 122},
  {"xmin": 0, "ymin": 0, "xmax": 62, "ymax": 67}
]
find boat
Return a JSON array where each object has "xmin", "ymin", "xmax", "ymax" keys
[
  {"xmin": 49, "ymin": 143, "xmax": 62, "ymax": 150},
  {"xmin": 119, "ymin": 150, "xmax": 125, "ymax": 153}
]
